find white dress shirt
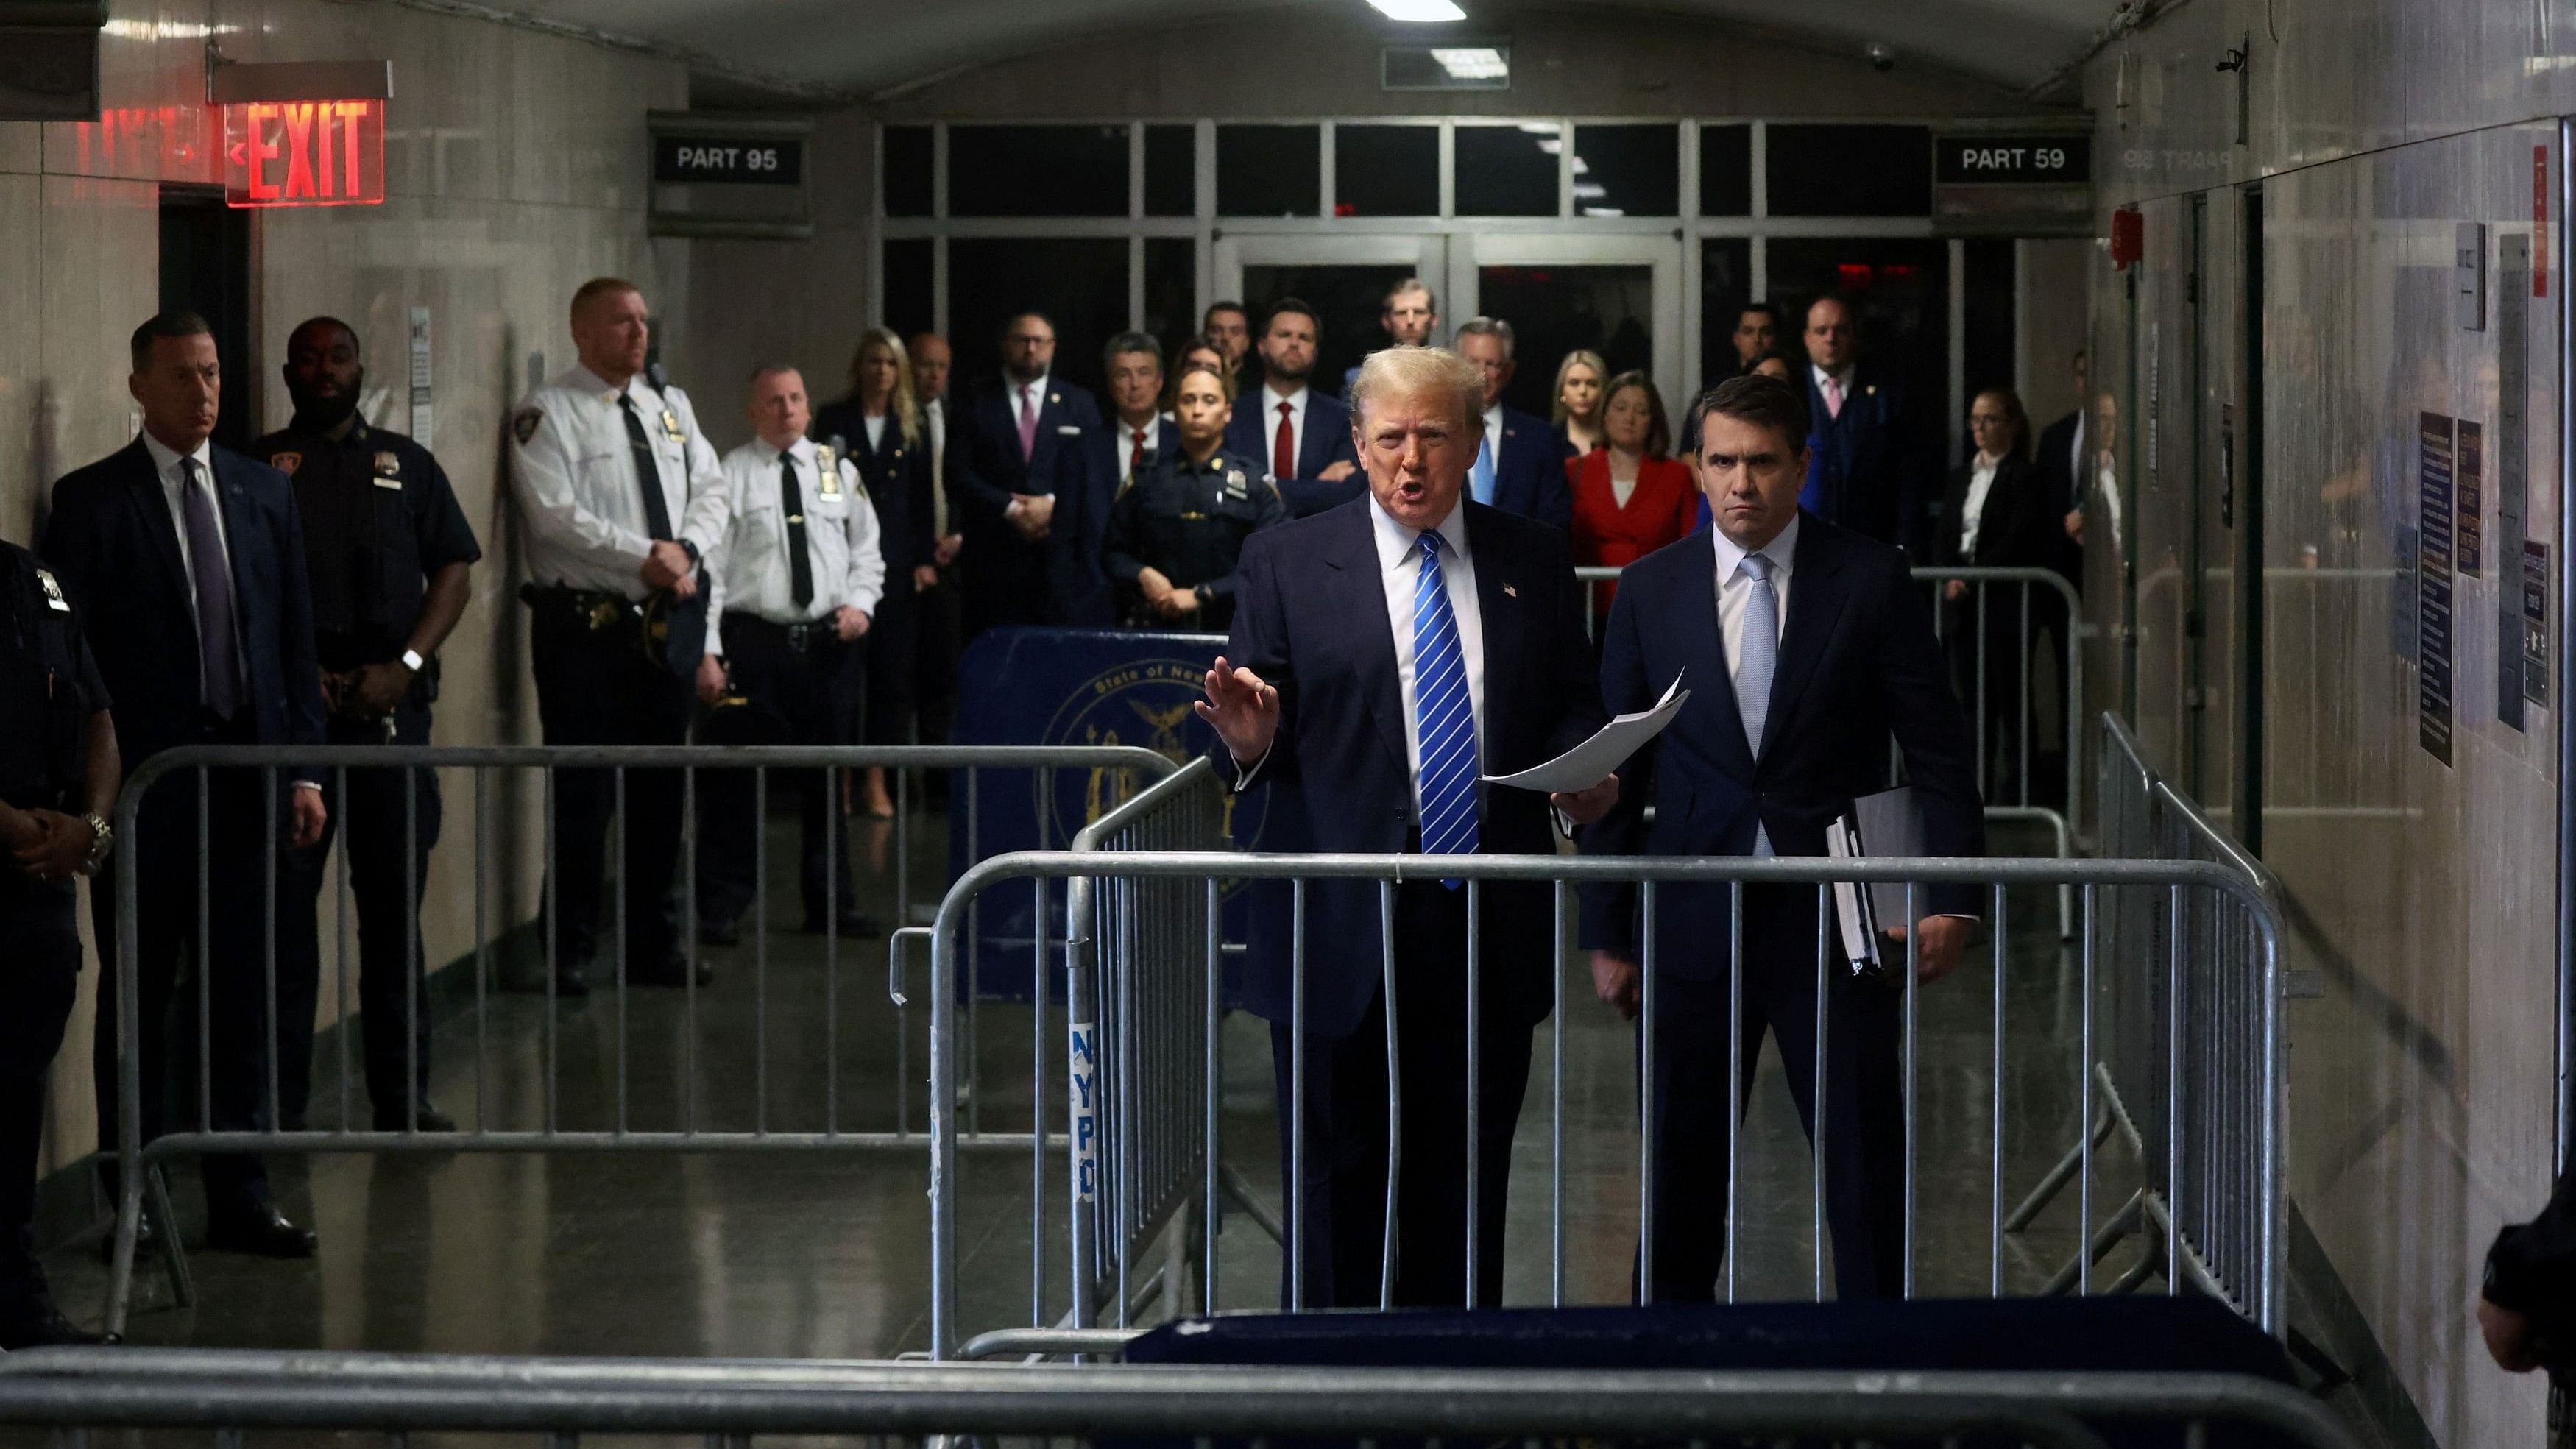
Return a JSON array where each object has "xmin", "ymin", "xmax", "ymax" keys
[
  {"xmin": 1114, "ymin": 414, "xmax": 1161, "ymax": 488},
  {"xmin": 1710, "ymin": 514, "xmax": 1798, "ymax": 699},
  {"xmin": 506, "ymin": 364, "xmax": 730, "ymax": 598},
  {"xmin": 862, "ymin": 412, "xmax": 886, "ymax": 451},
  {"xmin": 705, "ymin": 436, "xmax": 886, "ymax": 638},
  {"xmin": 1370, "ymin": 495, "xmax": 1487, "ymax": 809},
  {"xmin": 138, "ymin": 430, "xmax": 230, "ymax": 628},
  {"xmin": 1811, "ymin": 362, "xmax": 1855, "ymax": 399},
  {"xmin": 1261, "ymin": 384, "xmax": 1311, "ymax": 480},
  {"xmin": 924, "ymin": 397, "xmax": 950, "ymax": 538},
  {"xmin": 1480, "ymin": 403, "xmax": 1505, "ymax": 474},
  {"xmin": 2065, "ymin": 412, "xmax": 2087, "ymax": 490},
  {"xmin": 1959, "ymin": 454, "xmax": 2000, "ymax": 556}
]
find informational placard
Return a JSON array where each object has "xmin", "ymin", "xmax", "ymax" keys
[
  {"xmin": 2416, "ymin": 412, "xmax": 2456, "ymax": 765},
  {"xmin": 2499, "ymin": 235, "xmax": 2532, "ymax": 731},
  {"xmin": 1933, "ymin": 135, "xmax": 2092, "ymax": 185},
  {"xmin": 651, "ymin": 134, "xmax": 804, "ymax": 186},
  {"xmin": 645, "ymin": 110, "xmax": 814, "ymax": 240},
  {"xmin": 1931, "ymin": 126, "xmax": 2091, "ymax": 237},
  {"xmin": 406, "ymin": 307, "xmax": 432, "ymax": 448},
  {"xmin": 2524, "ymin": 542, "xmax": 2552, "ymax": 709},
  {"xmin": 2455, "ymin": 419, "xmax": 2483, "ymax": 576}
]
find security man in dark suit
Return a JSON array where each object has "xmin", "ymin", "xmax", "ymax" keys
[
  {"xmin": 43, "ymin": 311, "xmax": 332, "ymax": 1259},
  {"xmin": 949, "ymin": 311, "xmax": 1113, "ymax": 634},
  {"xmin": 1103, "ymin": 361, "xmax": 1281, "ymax": 631},
  {"xmin": 1200, "ymin": 346, "xmax": 1616, "ymax": 1311},
  {"xmin": 508, "ymin": 277, "xmax": 728, "ymax": 996},
  {"xmin": 1581, "ymin": 372, "xmax": 1984, "ymax": 1303},
  {"xmin": 1797, "ymin": 295, "xmax": 1927, "ymax": 554},
  {"xmin": 252, "ymin": 317, "xmax": 477, "ymax": 1135},
  {"xmin": 1454, "ymin": 317, "xmax": 1574, "ymax": 529},
  {"xmin": 0, "ymin": 539, "xmax": 118, "ymax": 1348}
]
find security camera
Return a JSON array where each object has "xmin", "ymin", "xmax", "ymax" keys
[{"xmin": 1866, "ymin": 42, "xmax": 1897, "ymax": 72}]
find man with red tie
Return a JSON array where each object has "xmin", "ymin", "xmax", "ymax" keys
[
  {"xmin": 1222, "ymin": 300, "xmax": 1362, "ymax": 519},
  {"xmin": 1103, "ymin": 332, "xmax": 1181, "ymax": 494},
  {"xmin": 946, "ymin": 311, "xmax": 1113, "ymax": 632}
]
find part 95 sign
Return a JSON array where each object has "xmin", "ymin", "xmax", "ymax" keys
[{"xmin": 654, "ymin": 135, "xmax": 804, "ymax": 185}]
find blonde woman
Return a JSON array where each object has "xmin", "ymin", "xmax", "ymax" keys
[
  {"xmin": 1550, "ymin": 349, "xmax": 1609, "ymax": 459},
  {"xmin": 813, "ymin": 329, "xmax": 932, "ymax": 828}
]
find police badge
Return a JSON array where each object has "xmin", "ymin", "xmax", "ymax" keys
[
  {"xmin": 270, "ymin": 451, "xmax": 303, "ymax": 478},
  {"xmin": 373, "ymin": 451, "xmax": 403, "ymax": 489},
  {"xmin": 815, "ymin": 445, "xmax": 841, "ymax": 495},
  {"xmin": 512, "ymin": 406, "xmax": 543, "ymax": 444},
  {"xmin": 660, "ymin": 406, "xmax": 686, "ymax": 443},
  {"xmin": 1224, "ymin": 468, "xmax": 1248, "ymax": 502},
  {"xmin": 35, "ymin": 567, "xmax": 69, "ymax": 612}
]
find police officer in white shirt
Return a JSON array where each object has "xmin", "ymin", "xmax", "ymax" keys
[
  {"xmin": 507, "ymin": 276, "xmax": 729, "ymax": 994},
  {"xmin": 693, "ymin": 365, "xmax": 886, "ymax": 945}
]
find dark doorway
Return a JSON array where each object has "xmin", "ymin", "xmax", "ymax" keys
[
  {"xmin": 1239, "ymin": 263, "xmax": 1418, "ymax": 398},
  {"xmin": 2236, "ymin": 185, "xmax": 2265, "ymax": 857},
  {"xmin": 158, "ymin": 188, "xmax": 255, "ymax": 450},
  {"xmin": 1766, "ymin": 236, "xmax": 1949, "ymax": 461},
  {"xmin": 1476, "ymin": 263, "xmax": 1654, "ymax": 417}
]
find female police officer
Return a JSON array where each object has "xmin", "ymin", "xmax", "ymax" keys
[{"xmin": 1101, "ymin": 361, "xmax": 1283, "ymax": 632}]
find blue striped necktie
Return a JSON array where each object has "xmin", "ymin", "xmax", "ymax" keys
[{"xmin": 1412, "ymin": 530, "xmax": 1480, "ymax": 887}]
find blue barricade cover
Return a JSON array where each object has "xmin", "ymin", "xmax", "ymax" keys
[
  {"xmin": 950, "ymin": 627, "xmax": 1264, "ymax": 1000},
  {"xmin": 1122, "ymin": 1298, "xmax": 2301, "ymax": 1448}
]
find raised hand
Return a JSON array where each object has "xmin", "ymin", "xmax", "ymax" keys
[{"xmin": 1195, "ymin": 655, "xmax": 1280, "ymax": 768}]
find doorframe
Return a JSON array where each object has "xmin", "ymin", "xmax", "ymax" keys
[
  {"xmin": 2234, "ymin": 183, "xmax": 2266, "ymax": 860},
  {"xmin": 1454, "ymin": 230, "xmax": 1688, "ymax": 417}
]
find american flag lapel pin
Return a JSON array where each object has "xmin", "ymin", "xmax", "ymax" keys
[{"xmin": 1504, "ymin": 583, "xmax": 1518, "ymax": 598}]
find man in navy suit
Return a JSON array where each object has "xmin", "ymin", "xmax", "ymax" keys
[
  {"xmin": 948, "ymin": 311, "xmax": 1113, "ymax": 633},
  {"xmin": 1798, "ymin": 295, "xmax": 1929, "ymax": 555},
  {"xmin": 43, "ymin": 311, "xmax": 331, "ymax": 1258},
  {"xmin": 1455, "ymin": 318, "xmax": 1573, "ymax": 530},
  {"xmin": 1200, "ymin": 346, "xmax": 1616, "ymax": 1311},
  {"xmin": 1223, "ymin": 299, "xmax": 1362, "ymax": 517},
  {"xmin": 1580, "ymin": 372, "xmax": 1984, "ymax": 1303},
  {"xmin": 1099, "ymin": 331, "xmax": 1181, "ymax": 494}
]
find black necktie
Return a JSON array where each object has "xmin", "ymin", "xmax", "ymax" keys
[
  {"xmin": 616, "ymin": 393, "xmax": 676, "ymax": 541},
  {"xmin": 781, "ymin": 453, "xmax": 814, "ymax": 609}
]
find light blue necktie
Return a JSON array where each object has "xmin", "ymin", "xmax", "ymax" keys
[
  {"xmin": 1734, "ymin": 551, "xmax": 1778, "ymax": 858},
  {"xmin": 1469, "ymin": 428, "xmax": 1498, "ymax": 506},
  {"xmin": 1413, "ymin": 531, "xmax": 1481, "ymax": 886}
]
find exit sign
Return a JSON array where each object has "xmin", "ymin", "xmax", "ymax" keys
[{"xmin": 224, "ymin": 99, "xmax": 385, "ymax": 208}]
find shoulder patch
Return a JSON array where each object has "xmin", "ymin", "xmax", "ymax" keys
[
  {"xmin": 513, "ymin": 406, "xmax": 544, "ymax": 444},
  {"xmin": 270, "ymin": 450, "xmax": 302, "ymax": 478}
]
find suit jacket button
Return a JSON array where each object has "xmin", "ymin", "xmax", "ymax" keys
[{"xmin": 1393, "ymin": 806, "xmax": 1408, "ymax": 821}]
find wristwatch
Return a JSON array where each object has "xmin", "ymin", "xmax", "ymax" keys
[
  {"xmin": 400, "ymin": 648, "xmax": 427, "ymax": 673},
  {"xmin": 77, "ymin": 811, "xmax": 113, "ymax": 876}
]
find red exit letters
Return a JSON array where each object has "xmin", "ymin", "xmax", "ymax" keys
[{"xmin": 224, "ymin": 100, "xmax": 385, "ymax": 208}]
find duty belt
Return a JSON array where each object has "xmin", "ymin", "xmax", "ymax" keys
[
  {"xmin": 732, "ymin": 614, "xmax": 841, "ymax": 653},
  {"xmin": 520, "ymin": 584, "xmax": 643, "ymax": 634}
]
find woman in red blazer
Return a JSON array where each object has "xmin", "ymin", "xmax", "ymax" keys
[{"xmin": 1568, "ymin": 371, "xmax": 1698, "ymax": 623}]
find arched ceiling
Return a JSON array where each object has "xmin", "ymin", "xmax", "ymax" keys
[{"xmin": 477, "ymin": 0, "xmax": 2120, "ymax": 101}]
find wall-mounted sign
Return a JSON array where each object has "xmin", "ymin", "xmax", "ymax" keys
[
  {"xmin": 0, "ymin": 0, "xmax": 105, "ymax": 120},
  {"xmin": 224, "ymin": 99, "xmax": 383, "ymax": 208},
  {"xmin": 1933, "ymin": 135, "xmax": 2091, "ymax": 185},
  {"xmin": 647, "ymin": 110, "xmax": 815, "ymax": 240},
  {"xmin": 1932, "ymin": 123, "xmax": 2094, "ymax": 238},
  {"xmin": 654, "ymin": 135, "xmax": 803, "ymax": 186}
]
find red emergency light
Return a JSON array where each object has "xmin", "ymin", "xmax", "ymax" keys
[{"xmin": 209, "ymin": 60, "xmax": 392, "ymax": 209}]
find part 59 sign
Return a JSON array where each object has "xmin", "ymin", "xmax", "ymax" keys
[
  {"xmin": 1934, "ymin": 135, "xmax": 2090, "ymax": 185},
  {"xmin": 654, "ymin": 135, "xmax": 803, "ymax": 186}
]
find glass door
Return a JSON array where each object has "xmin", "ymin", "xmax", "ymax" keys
[
  {"xmin": 1453, "ymin": 232, "xmax": 1685, "ymax": 425},
  {"xmin": 1212, "ymin": 233, "xmax": 1453, "ymax": 393}
]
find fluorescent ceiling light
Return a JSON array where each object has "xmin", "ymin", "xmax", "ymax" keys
[
  {"xmin": 1371, "ymin": 0, "xmax": 1468, "ymax": 20},
  {"xmin": 1582, "ymin": 206, "xmax": 1626, "ymax": 218},
  {"xmin": 1431, "ymin": 46, "xmax": 1508, "ymax": 79},
  {"xmin": 1573, "ymin": 181, "xmax": 1607, "ymax": 199}
]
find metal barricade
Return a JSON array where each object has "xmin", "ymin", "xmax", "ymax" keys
[
  {"xmin": 96, "ymin": 742, "xmax": 1177, "ymax": 1337},
  {"xmin": 926, "ymin": 847, "xmax": 2286, "ymax": 1360},
  {"xmin": 2004, "ymin": 715, "xmax": 2289, "ymax": 1333},
  {"xmin": 0, "ymin": 1345, "xmax": 2371, "ymax": 1448}
]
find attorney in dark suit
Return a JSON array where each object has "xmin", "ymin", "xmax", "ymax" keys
[
  {"xmin": 1579, "ymin": 372, "xmax": 1984, "ymax": 1303},
  {"xmin": 41, "ymin": 311, "xmax": 330, "ymax": 1258},
  {"xmin": 1454, "ymin": 319, "xmax": 1574, "ymax": 531},
  {"xmin": 1200, "ymin": 345, "xmax": 1616, "ymax": 1311},
  {"xmin": 1222, "ymin": 299, "xmax": 1362, "ymax": 517},
  {"xmin": 1798, "ymin": 295, "xmax": 1927, "ymax": 555},
  {"xmin": 2032, "ymin": 348, "xmax": 2088, "ymax": 590},
  {"xmin": 1942, "ymin": 387, "xmax": 2059, "ymax": 801},
  {"xmin": 947, "ymin": 311, "xmax": 1112, "ymax": 634}
]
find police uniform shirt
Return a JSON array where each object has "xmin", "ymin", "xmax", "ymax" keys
[
  {"xmin": 1102, "ymin": 447, "xmax": 1283, "ymax": 602},
  {"xmin": 704, "ymin": 436, "xmax": 886, "ymax": 639},
  {"xmin": 249, "ymin": 417, "xmax": 481, "ymax": 670},
  {"xmin": 0, "ymin": 542, "xmax": 110, "ymax": 813},
  {"xmin": 508, "ymin": 364, "xmax": 729, "ymax": 600}
]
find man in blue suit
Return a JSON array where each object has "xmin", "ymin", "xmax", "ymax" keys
[
  {"xmin": 1579, "ymin": 372, "xmax": 1983, "ymax": 1303},
  {"xmin": 1223, "ymin": 299, "xmax": 1362, "ymax": 517},
  {"xmin": 1200, "ymin": 346, "xmax": 1616, "ymax": 1311},
  {"xmin": 1455, "ymin": 318, "xmax": 1573, "ymax": 530},
  {"xmin": 1797, "ymin": 295, "xmax": 1928, "ymax": 554},
  {"xmin": 43, "ymin": 311, "xmax": 331, "ymax": 1258},
  {"xmin": 948, "ymin": 311, "xmax": 1114, "ymax": 632}
]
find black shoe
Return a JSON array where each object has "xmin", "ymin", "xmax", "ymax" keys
[
  {"xmin": 696, "ymin": 918, "xmax": 740, "ymax": 948},
  {"xmin": 93, "ymin": 1214, "xmax": 158, "ymax": 1266},
  {"xmin": 0, "ymin": 1307, "xmax": 116, "ymax": 1350},
  {"xmin": 800, "ymin": 908, "xmax": 883, "ymax": 938},
  {"xmin": 631, "ymin": 954, "xmax": 715, "ymax": 988},
  {"xmin": 205, "ymin": 1205, "xmax": 317, "ymax": 1259},
  {"xmin": 372, "ymin": 1102, "xmax": 458, "ymax": 1133}
]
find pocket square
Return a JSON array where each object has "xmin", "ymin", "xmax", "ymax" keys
[{"xmin": 1057, "ymin": 424, "xmax": 1083, "ymax": 435}]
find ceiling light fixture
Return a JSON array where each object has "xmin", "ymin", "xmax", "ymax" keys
[
  {"xmin": 1431, "ymin": 47, "xmax": 1508, "ymax": 80},
  {"xmin": 1370, "ymin": 0, "xmax": 1468, "ymax": 21}
]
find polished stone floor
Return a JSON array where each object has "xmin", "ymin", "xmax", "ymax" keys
[{"xmin": 38, "ymin": 803, "xmax": 2156, "ymax": 1358}]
